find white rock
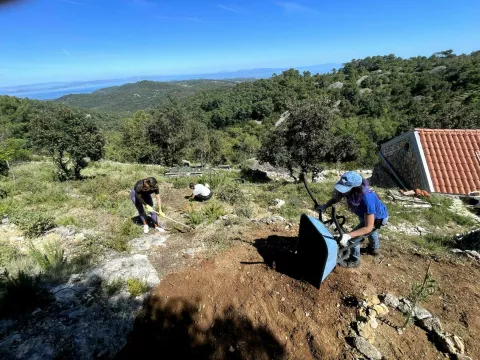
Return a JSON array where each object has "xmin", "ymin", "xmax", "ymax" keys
[
  {"xmin": 86, "ymin": 254, "xmax": 160, "ymax": 288},
  {"xmin": 413, "ymin": 306, "xmax": 432, "ymax": 320},
  {"xmin": 383, "ymin": 293, "xmax": 400, "ymax": 308},
  {"xmin": 464, "ymin": 250, "xmax": 480, "ymax": 260},
  {"xmin": 353, "ymin": 336, "xmax": 382, "ymax": 360},
  {"xmin": 418, "ymin": 317, "xmax": 443, "ymax": 333},
  {"xmin": 130, "ymin": 235, "xmax": 167, "ymax": 253}
]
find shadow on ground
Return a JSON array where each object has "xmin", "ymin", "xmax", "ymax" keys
[
  {"xmin": 115, "ymin": 296, "xmax": 285, "ymax": 360},
  {"xmin": 245, "ymin": 235, "xmax": 303, "ymax": 282}
]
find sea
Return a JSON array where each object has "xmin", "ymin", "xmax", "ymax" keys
[{"xmin": 2, "ymin": 82, "xmax": 128, "ymax": 101}]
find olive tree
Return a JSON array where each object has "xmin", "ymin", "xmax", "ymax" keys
[
  {"xmin": 31, "ymin": 107, "xmax": 105, "ymax": 180},
  {"xmin": 259, "ymin": 100, "xmax": 355, "ymax": 181}
]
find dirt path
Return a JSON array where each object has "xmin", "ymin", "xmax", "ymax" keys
[{"xmin": 117, "ymin": 226, "xmax": 480, "ymax": 360}]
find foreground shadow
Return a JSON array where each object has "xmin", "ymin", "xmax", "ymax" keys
[
  {"xmin": 247, "ymin": 235, "xmax": 303, "ymax": 282},
  {"xmin": 116, "ymin": 296, "xmax": 285, "ymax": 360}
]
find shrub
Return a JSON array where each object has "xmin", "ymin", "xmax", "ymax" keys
[
  {"xmin": 203, "ymin": 202, "xmax": 226, "ymax": 223},
  {"xmin": 14, "ymin": 213, "xmax": 56, "ymax": 239},
  {"xmin": 28, "ymin": 241, "xmax": 65, "ymax": 277},
  {"xmin": 235, "ymin": 206, "xmax": 253, "ymax": 219},
  {"xmin": 186, "ymin": 205, "xmax": 205, "ymax": 226},
  {"xmin": 216, "ymin": 182, "xmax": 246, "ymax": 205},
  {"xmin": 127, "ymin": 278, "xmax": 148, "ymax": 297},
  {"xmin": 57, "ymin": 216, "xmax": 79, "ymax": 227},
  {"xmin": 197, "ymin": 173, "xmax": 231, "ymax": 190}
]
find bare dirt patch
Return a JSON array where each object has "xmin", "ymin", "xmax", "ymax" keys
[{"xmin": 118, "ymin": 226, "xmax": 480, "ymax": 360}]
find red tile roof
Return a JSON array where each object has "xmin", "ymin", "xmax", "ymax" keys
[{"xmin": 416, "ymin": 129, "xmax": 480, "ymax": 194}]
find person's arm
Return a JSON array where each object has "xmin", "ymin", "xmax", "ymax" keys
[
  {"xmin": 155, "ymin": 194, "xmax": 162, "ymax": 212},
  {"xmin": 348, "ymin": 213, "xmax": 375, "ymax": 238},
  {"xmin": 134, "ymin": 183, "xmax": 147, "ymax": 206}
]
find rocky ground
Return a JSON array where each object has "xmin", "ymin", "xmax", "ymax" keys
[{"xmin": 1, "ymin": 162, "xmax": 479, "ymax": 359}]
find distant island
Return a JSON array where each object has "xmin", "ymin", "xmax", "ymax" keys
[{"xmin": 0, "ymin": 63, "xmax": 340, "ymax": 100}]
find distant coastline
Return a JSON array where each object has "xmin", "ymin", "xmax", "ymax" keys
[{"xmin": 0, "ymin": 64, "xmax": 340, "ymax": 101}]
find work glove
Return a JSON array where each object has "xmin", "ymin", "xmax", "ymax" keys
[
  {"xmin": 339, "ymin": 234, "xmax": 352, "ymax": 247},
  {"xmin": 315, "ymin": 204, "xmax": 327, "ymax": 213},
  {"xmin": 144, "ymin": 205, "xmax": 155, "ymax": 215},
  {"xmin": 157, "ymin": 209, "xmax": 165, "ymax": 217}
]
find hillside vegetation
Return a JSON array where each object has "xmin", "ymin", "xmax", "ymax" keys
[
  {"xmin": 1, "ymin": 50, "xmax": 479, "ymax": 172},
  {"xmin": 53, "ymin": 79, "xmax": 241, "ymax": 113}
]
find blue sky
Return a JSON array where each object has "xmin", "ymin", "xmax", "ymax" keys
[{"xmin": 0, "ymin": 0, "xmax": 479, "ymax": 86}]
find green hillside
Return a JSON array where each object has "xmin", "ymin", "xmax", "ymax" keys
[
  {"xmin": 2, "ymin": 50, "xmax": 479, "ymax": 171},
  {"xmin": 53, "ymin": 79, "xmax": 242, "ymax": 113}
]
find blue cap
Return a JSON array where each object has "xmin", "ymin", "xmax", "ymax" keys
[{"xmin": 334, "ymin": 171, "xmax": 363, "ymax": 193}]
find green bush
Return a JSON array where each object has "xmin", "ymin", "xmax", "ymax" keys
[
  {"xmin": 127, "ymin": 278, "xmax": 148, "ymax": 297},
  {"xmin": 57, "ymin": 216, "xmax": 79, "ymax": 227},
  {"xmin": 14, "ymin": 213, "xmax": 56, "ymax": 239},
  {"xmin": 186, "ymin": 205, "xmax": 205, "ymax": 226},
  {"xmin": 197, "ymin": 173, "xmax": 234, "ymax": 189},
  {"xmin": 203, "ymin": 202, "xmax": 226, "ymax": 223},
  {"xmin": 28, "ymin": 241, "xmax": 65, "ymax": 276},
  {"xmin": 216, "ymin": 182, "xmax": 246, "ymax": 205},
  {"xmin": 235, "ymin": 206, "xmax": 253, "ymax": 219}
]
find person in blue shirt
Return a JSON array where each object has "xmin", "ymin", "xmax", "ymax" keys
[{"xmin": 319, "ymin": 171, "xmax": 389, "ymax": 268}]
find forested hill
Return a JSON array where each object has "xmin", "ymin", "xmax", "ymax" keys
[
  {"xmin": 53, "ymin": 79, "xmax": 243, "ymax": 113},
  {"xmin": 181, "ymin": 50, "xmax": 480, "ymax": 131},
  {"xmin": 1, "ymin": 50, "xmax": 479, "ymax": 170}
]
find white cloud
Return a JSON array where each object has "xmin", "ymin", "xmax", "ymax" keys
[
  {"xmin": 217, "ymin": 5, "xmax": 243, "ymax": 14},
  {"xmin": 62, "ymin": 49, "xmax": 72, "ymax": 56}
]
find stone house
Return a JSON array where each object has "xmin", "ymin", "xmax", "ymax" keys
[{"xmin": 380, "ymin": 129, "xmax": 480, "ymax": 195}]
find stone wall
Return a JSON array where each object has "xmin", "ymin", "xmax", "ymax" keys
[{"xmin": 381, "ymin": 133, "xmax": 424, "ymax": 190}]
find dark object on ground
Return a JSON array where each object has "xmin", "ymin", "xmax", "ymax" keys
[{"xmin": 193, "ymin": 192, "xmax": 213, "ymax": 202}]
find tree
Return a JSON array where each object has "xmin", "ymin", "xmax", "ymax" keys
[
  {"xmin": 0, "ymin": 138, "xmax": 30, "ymax": 177},
  {"xmin": 120, "ymin": 110, "xmax": 156, "ymax": 163},
  {"xmin": 147, "ymin": 100, "xmax": 190, "ymax": 166},
  {"xmin": 259, "ymin": 100, "xmax": 355, "ymax": 180},
  {"xmin": 30, "ymin": 107, "xmax": 105, "ymax": 180}
]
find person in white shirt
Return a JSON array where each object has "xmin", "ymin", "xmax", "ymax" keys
[{"xmin": 189, "ymin": 183, "xmax": 212, "ymax": 202}]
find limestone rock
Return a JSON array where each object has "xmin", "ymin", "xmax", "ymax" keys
[
  {"xmin": 129, "ymin": 235, "xmax": 167, "ymax": 253},
  {"xmin": 275, "ymin": 111, "xmax": 290, "ymax": 127},
  {"xmin": 15, "ymin": 336, "xmax": 56, "ymax": 360},
  {"xmin": 85, "ymin": 254, "xmax": 160, "ymax": 288},
  {"xmin": 417, "ymin": 316, "xmax": 443, "ymax": 333},
  {"xmin": 453, "ymin": 354, "xmax": 473, "ymax": 360},
  {"xmin": 365, "ymin": 295, "xmax": 380, "ymax": 306},
  {"xmin": 353, "ymin": 336, "xmax": 382, "ymax": 360},
  {"xmin": 397, "ymin": 298, "xmax": 412, "ymax": 314},
  {"xmin": 357, "ymin": 321, "xmax": 375, "ymax": 343},
  {"xmin": 356, "ymin": 75, "xmax": 369, "ymax": 86},
  {"xmin": 383, "ymin": 293, "xmax": 400, "ymax": 308},
  {"xmin": 435, "ymin": 332, "xmax": 465, "ymax": 355},
  {"xmin": 372, "ymin": 304, "xmax": 389, "ymax": 316},
  {"xmin": 413, "ymin": 306, "xmax": 432, "ymax": 320},
  {"xmin": 328, "ymin": 81, "xmax": 344, "ymax": 90},
  {"xmin": 368, "ymin": 317, "xmax": 379, "ymax": 329}
]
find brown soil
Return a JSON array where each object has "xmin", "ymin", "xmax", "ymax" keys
[{"xmin": 117, "ymin": 225, "xmax": 480, "ymax": 360}]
